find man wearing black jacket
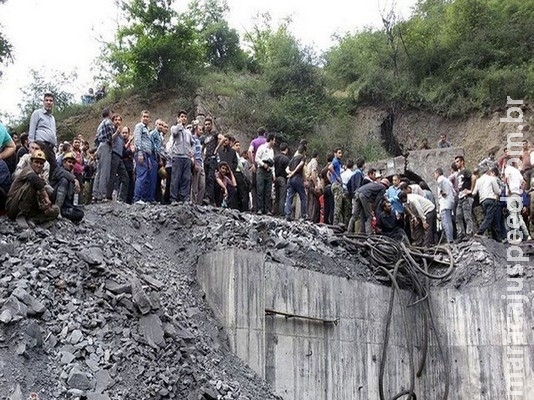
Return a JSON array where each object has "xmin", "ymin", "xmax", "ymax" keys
[
  {"xmin": 274, "ymin": 143, "xmax": 290, "ymax": 216},
  {"xmin": 51, "ymin": 152, "xmax": 84, "ymax": 222}
]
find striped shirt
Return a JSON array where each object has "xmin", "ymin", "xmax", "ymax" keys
[{"xmin": 193, "ymin": 136, "xmax": 203, "ymax": 167}]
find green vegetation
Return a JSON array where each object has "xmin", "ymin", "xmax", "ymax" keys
[{"xmin": 2, "ymin": 0, "xmax": 533, "ymax": 161}]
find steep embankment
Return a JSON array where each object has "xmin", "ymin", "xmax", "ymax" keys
[
  {"xmin": 353, "ymin": 105, "xmax": 533, "ymax": 166},
  {"xmin": 60, "ymin": 94, "xmax": 533, "ymax": 168}
]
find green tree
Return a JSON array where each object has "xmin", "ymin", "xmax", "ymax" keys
[
  {"xmin": 8, "ymin": 69, "xmax": 76, "ymax": 129},
  {"xmin": 103, "ymin": 0, "xmax": 203, "ymax": 90},
  {"xmin": 188, "ymin": 0, "xmax": 247, "ymax": 70},
  {"xmin": 242, "ymin": 12, "xmax": 275, "ymax": 73}
]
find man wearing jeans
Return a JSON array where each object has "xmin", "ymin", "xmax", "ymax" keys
[
  {"xmin": 328, "ymin": 148, "xmax": 344, "ymax": 224},
  {"xmin": 434, "ymin": 167, "xmax": 455, "ymax": 243},
  {"xmin": 454, "ymin": 155, "xmax": 475, "ymax": 240},
  {"xmin": 504, "ymin": 158, "xmax": 532, "ymax": 243},
  {"xmin": 284, "ymin": 144, "xmax": 307, "ymax": 221},
  {"xmin": 170, "ymin": 111, "xmax": 194, "ymax": 203},
  {"xmin": 133, "ymin": 110, "xmax": 157, "ymax": 203}
]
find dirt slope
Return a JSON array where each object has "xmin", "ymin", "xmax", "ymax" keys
[{"xmin": 59, "ymin": 94, "xmax": 533, "ymax": 167}]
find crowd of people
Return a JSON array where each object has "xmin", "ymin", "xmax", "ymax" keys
[{"xmin": 0, "ymin": 93, "xmax": 532, "ymax": 245}]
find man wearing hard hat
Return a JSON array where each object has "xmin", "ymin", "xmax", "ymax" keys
[{"xmin": 6, "ymin": 149, "xmax": 59, "ymax": 227}]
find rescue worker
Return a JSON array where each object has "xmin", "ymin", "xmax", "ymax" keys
[
  {"xmin": 50, "ymin": 152, "xmax": 84, "ymax": 222},
  {"xmin": 6, "ymin": 150, "xmax": 59, "ymax": 227}
]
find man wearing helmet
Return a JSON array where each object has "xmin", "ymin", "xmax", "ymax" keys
[
  {"xmin": 6, "ymin": 150, "xmax": 59, "ymax": 227},
  {"xmin": 50, "ymin": 152, "xmax": 84, "ymax": 222}
]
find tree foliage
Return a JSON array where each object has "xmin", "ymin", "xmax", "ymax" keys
[
  {"xmin": 103, "ymin": 0, "xmax": 204, "ymax": 91},
  {"xmin": 188, "ymin": 0, "xmax": 247, "ymax": 71},
  {"xmin": 6, "ymin": 69, "xmax": 76, "ymax": 129},
  {"xmin": 324, "ymin": 0, "xmax": 534, "ymax": 116}
]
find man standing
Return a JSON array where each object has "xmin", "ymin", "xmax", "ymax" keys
[
  {"xmin": 232, "ymin": 140, "xmax": 250, "ymax": 212},
  {"xmin": 434, "ymin": 167, "xmax": 455, "ymax": 243},
  {"xmin": 437, "ymin": 133, "xmax": 452, "ymax": 148},
  {"xmin": 191, "ymin": 120, "xmax": 205, "ymax": 205},
  {"xmin": 92, "ymin": 108, "xmax": 116, "ymax": 202},
  {"xmin": 170, "ymin": 111, "xmax": 195, "ymax": 203},
  {"xmin": 328, "ymin": 148, "xmax": 344, "ymax": 224},
  {"xmin": 306, "ymin": 150, "xmax": 321, "ymax": 223},
  {"xmin": 472, "ymin": 166, "xmax": 502, "ymax": 240},
  {"xmin": 202, "ymin": 117, "xmax": 224, "ymax": 205},
  {"xmin": 520, "ymin": 139, "xmax": 533, "ymax": 190},
  {"xmin": 274, "ymin": 143, "xmax": 290, "ymax": 216},
  {"xmin": 454, "ymin": 155, "xmax": 476, "ymax": 240},
  {"xmin": 255, "ymin": 133, "xmax": 276, "ymax": 215},
  {"xmin": 133, "ymin": 110, "xmax": 157, "ymax": 203},
  {"xmin": 107, "ymin": 114, "xmax": 129, "ymax": 203},
  {"xmin": 284, "ymin": 144, "xmax": 307, "ymax": 221},
  {"xmin": 340, "ymin": 159, "xmax": 355, "ymax": 223},
  {"xmin": 28, "ymin": 92, "xmax": 58, "ymax": 175},
  {"xmin": 248, "ymin": 127, "xmax": 267, "ymax": 211},
  {"xmin": 504, "ymin": 157, "xmax": 531, "ymax": 242}
]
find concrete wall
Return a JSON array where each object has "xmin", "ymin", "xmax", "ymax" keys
[
  {"xmin": 366, "ymin": 147, "xmax": 465, "ymax": 194},
  {"xmin": 197, "ymin": 250, "xmax": 534, "ymax": 400},
  {"xmin": 366, "ymin": 156, "xmax": 406, "ymax": 180},
  {"xmin": 407, "ymin": 147, "xmax": 465, "ymax": 194}
]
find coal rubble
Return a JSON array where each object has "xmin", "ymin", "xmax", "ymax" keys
[{"xmin": 0, "ymin": 202, "xmax": 513, "ymax": 400}]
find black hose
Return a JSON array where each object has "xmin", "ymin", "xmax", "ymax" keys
[{"xmin": 337, "ymin": 233, "xmax": 455, "ymax": 400}]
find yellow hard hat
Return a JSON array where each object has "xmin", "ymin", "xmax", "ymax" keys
[
  {"xmin": 158, "ymin": 166, "xmax": 168, "ymax": 179},
  {"xmin": 30, "ymin": 150, "xmax": 47, "ymax": 162},
  {"xmin": 63, "ymin": 152, "xmax": 76, "ymax": 162}
]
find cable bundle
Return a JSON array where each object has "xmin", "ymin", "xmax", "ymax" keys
[{"xmin": 337, "ymin": 234, "xmax": 455, "ymax": 400}]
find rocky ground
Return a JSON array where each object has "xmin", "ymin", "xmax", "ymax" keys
[{"xmin": 0, "ymin": 203, "xmax": 530, "ymax": 400}]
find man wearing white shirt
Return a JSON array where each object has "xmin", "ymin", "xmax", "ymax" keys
[
  {"xmin": 340, "ymin": 159, "xmax": 355, "ymax": 224},
  {"xmin": 255, "ymin": 133, "xmax": 276, "ymax": 215},
  {"xmin": 472, "ymin": 167, "xmax": 502, "ymax": 240},
  {"xmin": 399, "ymin": 191, "xmax": 436, "ymax": 247},
  {"xmin": 434, "ymin": 167, "xmax": 455, "ymax": 242},
  {"xmin": 504, "ymin": 158, "xmax": 531, "ymax": 242}
]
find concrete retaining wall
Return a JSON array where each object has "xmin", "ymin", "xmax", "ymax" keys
[{"xmin": 197, "ymin": 249, "xmax": 534, "ymax": 399}]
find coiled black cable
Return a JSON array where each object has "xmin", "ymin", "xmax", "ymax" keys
[{"xmin": 336, "ymin": 233, "xmax": 454, "ymax": 400}]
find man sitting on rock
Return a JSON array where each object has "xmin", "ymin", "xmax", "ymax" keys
[
  {"xmin": 6, "ymin": 150, "xmax": 59, "ymax": 227},
  {"xmin": 50, "ymin": 152, "xmax": 84, "ymax": 223}
]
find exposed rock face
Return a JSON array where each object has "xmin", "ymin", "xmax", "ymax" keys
[{"xmin": 0, "ymin": 202, "xmax": 518, "ymax": 399}]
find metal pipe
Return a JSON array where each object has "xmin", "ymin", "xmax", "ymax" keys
[{"xmin": 265, "ymin": 308, "xmax": 338, "ymax": 325}]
